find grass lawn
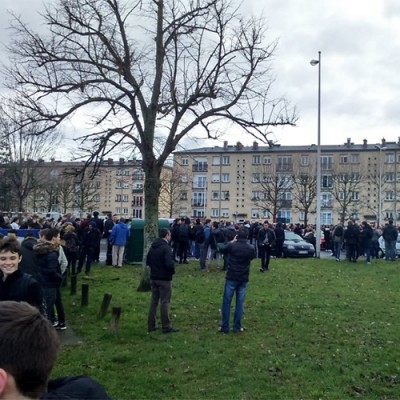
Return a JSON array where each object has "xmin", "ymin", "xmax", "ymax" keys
[{"xmin": 54, "ymin": 256, "xmax": 400, "ymax": 399}]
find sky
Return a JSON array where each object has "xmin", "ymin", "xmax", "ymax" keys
[{"xmin": 1, "ymin": 0, "xmax": 400, "ymax": 152}]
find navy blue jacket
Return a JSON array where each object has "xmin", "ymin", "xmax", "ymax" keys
[
  {"xmin": 220, "ymin": 239, "xmax": 256, "ymax": 282},
  {"xmin": 146, "ymin": 238, "xmax": 175, "ymax": 281}
]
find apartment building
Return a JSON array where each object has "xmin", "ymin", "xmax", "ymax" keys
[
  {"xmin": 0, "ymin": 158, "xmax": 171, "ymax": 218},
  {"xmin": 173, "ymin": 138, "xmax": 400, "ymax": 226}
]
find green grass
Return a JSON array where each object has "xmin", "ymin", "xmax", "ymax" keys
[{"xmin": 54, "ymin": 257, "xmax": 400, "ymax": 399}]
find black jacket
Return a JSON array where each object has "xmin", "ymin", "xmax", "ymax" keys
[
  {"xmin": 33, "ymin": 241, "xmax": 62, "ymax": 288},
  {"xmin": 42, "ymin": 375, "xmax": 111, "ymax": 399},
  {"xmin": 146, "ymin": 238, "xmax": 175, "ymax": 281},
  {"xmin": 220, "ymin": 239, "xmax": 256, "ymax": 282},
  {"xmin": 0, "ymin": 269, "xmax": 43, "ymax": 311},
  {"xmin": 382, "ymin": 223, "xmax": 398, "ymax": 241}
]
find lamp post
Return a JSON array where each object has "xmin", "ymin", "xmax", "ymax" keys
[
  {"xmin": 310, "ymin": 51, "xmax": 321, "ymax": 258},
  {"xmin": 374, "ymin": 144, "xmax": 386, "ymax": 227}
]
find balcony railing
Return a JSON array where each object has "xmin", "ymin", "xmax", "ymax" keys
[
  {"xmin": 192, "ymin": 164, "xmax": 208, "ymax": 172},
  {"xmin": 192, "ymin": 201, "xmax": 207, "ymax": 207}
]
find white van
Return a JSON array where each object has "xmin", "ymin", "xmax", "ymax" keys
[{"xmin": 45, "ymin": 212, "xmax": 63, "ymax": 221}]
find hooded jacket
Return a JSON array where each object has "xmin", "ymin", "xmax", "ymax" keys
[
  {"xmin": 146, "ymin": 238, "xmax": 175, "ymax": 281},
  {"xmin": 33, "ymin": 241, "xmax": 62, "ymax": 288},
  {"xmin": 110, "ymin": 221, "xmax": 130, "ymax": 246}
]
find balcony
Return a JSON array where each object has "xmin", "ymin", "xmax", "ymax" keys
[
  {"xmin": 276, "ymin": 163, "xmax": 293, "ymax": 172},
  {"xmin": 192, "ymin": 164, "xmax": 208, "ymax": 172},
  {"xmin": 192, "ymin": 201, "xmax": 207, "ymax": 207},
  {"xmin": 192, "ymin": 183, "xmax": 207, "ymax": 189}
]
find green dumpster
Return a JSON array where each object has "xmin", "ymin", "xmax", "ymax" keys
[{"xmin": 125, "ymin": 219, "xmax": 172, "ymax": 264}]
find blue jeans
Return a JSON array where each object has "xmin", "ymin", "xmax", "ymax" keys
[
  {"xmin": 385, "ymin": 240, "xmax": 396, "ymax": 260},
  {"xmin": 334, "ymin": 241, "xmax": 342, "ymax": 260},
  {"xmin": 221, "ymin": 280, "xmax": 248, "ymax": 332}
]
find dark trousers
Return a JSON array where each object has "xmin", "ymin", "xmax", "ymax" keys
[
  {"xmin": 51, "ymin": 286, "xmax": 65, "ymax": 324},
  {"xmin": 275, "ymin": 240, "xmax": 284, "ymax": 258},
  {"xmin": 66, "ymin": 252, "xmax": 78, "ymax": 275},
  {"xmin": 258, "ymin": 245, "xmax": 271, "ymax": 270},
  {"xmin": 106, "ymin": 238, "xmax": 113, "ymax": 265},
  {"xmin": 42, "ymin": 287, "xmax": 57, "ymax": 320},
  {"xmin": 178, "ymin": 241, "xmax": 188, "ymax": 262},
  {"xmin": 148, "ymin": 280, "xmax": 172, "ymax": 331},
  {"xmin": 78, "ymin": 247, "xmax": 94, "ymax": 274}
]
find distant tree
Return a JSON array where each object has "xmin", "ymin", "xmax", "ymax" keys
[
  {"xmin": 331, "ymin": 170, "xmax": 363, "ymax": 223},
  {"xmin": 0, "ymin": 102, "xmax": 61, "ymax": 211},
  {"xmin": 251, "ymin": 164, "xmax": 292, "ymax": 222},
  {"xmin": 6, "ymin": 0, "xmax": 296, "ymax": 289},
  {"xmin": 159, "ymin": 165, "xmax": 191, "ymax": 218},
  {"xmin": 292, "ymin": 167, "xmax": 317, "ymax": 227}
]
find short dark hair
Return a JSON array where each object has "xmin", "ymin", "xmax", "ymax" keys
[
  {"xmin": 0, "ymin": 301, "xmax": 59, "ymax": 398},
  {"xmin": 160, "ymin": 228, "xmax": 171, "ymax": 238},
  {"xmin": 237, "ymin": 228, "xmax": 249, "ymax": 239},
  {"xmin": 0, "ymin": 237, "xmax": 22, "ymax": 256},
  {"xmin": 44, "ymin": 228, "xmax": 60, "ymax": 241}
]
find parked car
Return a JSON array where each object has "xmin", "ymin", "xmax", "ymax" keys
[
  {"xmin": 282, "ymin": 231, "xmax": 315, "ymax": 258},
  {"xmin": 378, "ymin": 234, "xmax": 400, "ymax": 258}
]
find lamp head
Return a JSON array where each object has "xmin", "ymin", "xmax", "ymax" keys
[{"xmin": 310, "ymin": 59, "xmax": 319, "ymax": 66}]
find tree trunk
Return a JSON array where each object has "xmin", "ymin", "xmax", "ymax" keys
[{"xmin": 137, "ymin": 163, "xmax": 162, "ymax": 292}]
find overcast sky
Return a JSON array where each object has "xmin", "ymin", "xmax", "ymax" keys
[{"xmin": 1, "ymin": 0, "xmax": 400, "ymax": 150}]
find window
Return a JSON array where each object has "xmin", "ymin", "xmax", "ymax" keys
[
  {"xmin": 277, "ymin": 156, "xmax": 292, "ymax": 171},
  {"xmin": 340, "ymin": 154, "xmax": 348, "ymax": 164},
  {"xmin": 263, "ymin": 174, "xmax": 273, "ymax": 183},
  {"xmin": 385, "ymin": 172, "xmax": 395, "ymax": 182},
  {"xmin": 321, "ymin": 212, "xmax": 332, "ymax": 225},
  {"xmin": 351, "ymin": 173, "xmax": 361, "ymax": 182},
  {"xmin": 211, "ymin": 208, "xmax": 219, "ymax": 217},
  {"xmin": 180, "ymin": 174, "xmax": 188, "ymax": 183},
  {"xmin": 212, "ymin": 191, "xmax": 219, "ymax": 200},
  {"xmin": 221, "ymin": 208, "xmax": 229, "ymax": 217},
  {"xmin": 252, "ymin": 173, "xmax": 260, "ymax": 183},
  {"xmin": 385, "ymin": 153, "xmax": 395, "ymax": 163},
  {"xmin": 350, "ymin": 154, "xmax": 360, "ymax": 164},
  {"xmin": 321, "ymin": 155, "xmax": 333, "ymax": 170},
  {"xmin": 222, "ymin": 156, "xmax": 230, "ymax": 165},
  {"xmin": 300, "ymin": 155, "xmax": 309, "ymax": 166},
  {"xmin": 263, "ymin": 156, "xmax": 271, "ymax": 165},
  {"xmin": 222, "ymin": 191, "xmax": 229, "ymax": 200},
  {"xmin": 180, "ymin": 191, "xmax": 187, "ymax": 200},
  {"xmin": 193, "ymin": 161, "xmax": 207, "ymax": 172},
  {"xmin": 277, "ymin": 210, "xmax": 291, "ymax": 223},
  {"xmin": 181, "ymin": 157, "xmax": 189, "ymax": 166},
  {"xmin": 321, "ymin": 192, "xmax": 333, "ymax": 207},
  {"xmin": 321, "ymin": 175, "xmax": 333, "ymax": 188},
  {"xmin": 212, "ymin": 156, "xmax": 220, "ymax": 165},
  {"xmin": 194, "ymin": 176, "xmax": 206, "ymax": 188},
  {"xmin": 299, "ymin": 211, "xmax": 305, "ymax": 221},
  {"xmin": 351, "ymin": 191, "xmax": 359, "ymax": 201},
  {"xmin": 193, "ymin": 192, "xmax": 206, "ymax": 206},
  {"xmin": 251, "ymin": 209, "xmax": 260, "ymax": 218},
  {"xmin": 252, "ymin": 155, "xmax": 261, "ymax": 165},
  {"xmin": 251, "ymin": 191, "xmax": 260, "ymax": 201},
  {"xmin": 132, "ymin": 171, "xmax": 145, "ymax": 180},
  {"xmin": 386, "ymin": 191, "xmax": 394, "ymax": 200},
  {"xmin": 222, "ymin": 173, "xmax": 230, "ymax": 182},
  {"xmin": 134, "ymin": 183, "xmax": 143, "ymax": 189},
  {"xmin": 277, "ymin": 192, "xmax": 292, "ymax": 201},
  {"xmin": 212, "ymin": 174, "xmax": 220, "ymax": 183}
]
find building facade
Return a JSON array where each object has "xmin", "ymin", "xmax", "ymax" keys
[
  {"xmin": 173, "ymin": 138, "xmax": 400, "ymax": 226},
  {"xmin": 0, "ymin": 158, "xmax": 172, "ymax": 219}
]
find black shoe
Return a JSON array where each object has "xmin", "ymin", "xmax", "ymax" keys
[
  {"xmin": 218, "ymin": 326, "xmax": 229, "ymax": 334},
  {"xmin": 147, "ymin": 327, "xmax": 157, "ymax": 333},
  {"xmin": 54, "ymin": 323, "xmax": 67, "ymax": 331},
  {"xmin": 162, "ymin": 327, "xmax": 179, "ymax": 333},
  {"xmin": 259, "ymin": 268, "xmax": 265, "ymax": 272}
]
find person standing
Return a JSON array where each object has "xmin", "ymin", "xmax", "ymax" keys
[
  {"xmin": 332, "ymin": 222, "xmax": 345, "ymax": 261},
  {"xmin": 382, "ymin": 219, "xmax": 398, "ymax": 261},
  {"xmin": 274, "ymin": 222, "xmax": 285, "ymax": 258},
  {"xmin": 359, "ymin": 221, "xmax": 373, "ymax": 264},
  {"xmin": 90, "ymin": 211, "xmax": 104, "ymax": 263},
  {"xmin": 199, "ymin": 219, "xmax": 211, "ymax": 270},
  {"xmin": 257, "ymin": 220, "xmax": 276, "ymax": 272},
  {"xmin": 77, "ymin": 222, "xmax": 101, "ymax": 275},
  {"xmin": 344, "ymin": 220, "xmax": 359, "ymax": 263},
  {"xmin": 218, "ymin": 228, "xmax": 256, "ymax": 333},
  {"xmin": 103, "ymin": 213, "xmax": 116, "ymax": 265},
  {"xmin": 109, "ymin": 218, "xmax": 130, "ymax": 268},
  {"xmin": 147, "ymin": 228, "xmax": 178, "ymax": 333},
  {"xmin": 33, "ymin": 228, "xmax": 63, "ymax": 318}
]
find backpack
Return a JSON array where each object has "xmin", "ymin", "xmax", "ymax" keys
[{"xmin": 65, "ymin": 236, "xmax": 79, "ymax": 253}]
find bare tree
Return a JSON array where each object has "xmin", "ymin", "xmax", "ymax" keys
[
  {"xmin": 331, "ymin": 170, "xmax": 363, "ymax": 223},
  {"xmin": 159, "ymin": 165, "xmax": 191, "ymax": 218},
  {"xmin": 292, "ymin": 168, "xmax": 317, "ymax": 227},
  {"xmin": 251, "ymin": 165, "xmax": 292, "ymax": 222},
  {"xmin": 0, "ymin": 103, "xmax": 61, "ymax": 211},
  {"xmin": 57, "ymin": 175, "xmax": 76, "ymax": 214},
  {"xmin": 5, "ymin": 0, "xmax": 296, "ymax": 288}
]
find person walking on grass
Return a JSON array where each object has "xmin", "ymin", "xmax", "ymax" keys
[
  {"xmin": 382, "ymin": 219, "xmax": 398, "ymax": 261},
  {"xmin": 147, "ymin": 228, "xmax": 178, "ymax": 333},
  {"xmin": 257, "ymin": 220, "xmax": 276, "ymax": 272},
  {"xmin": 218, "ymin": 228, "xmax": 255, "ymax": 333},
  {"xmin": 109, "ymin": 218, "xmax": 130, "ymax": 268}
]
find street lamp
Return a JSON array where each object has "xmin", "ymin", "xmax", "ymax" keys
[
  {"xmin": 374, "ymin": 144, "xmax": 387, "ymax": 227},
  {"xmin": 310, "ymin": 51, "xmax": 321, "ymax": 258}
]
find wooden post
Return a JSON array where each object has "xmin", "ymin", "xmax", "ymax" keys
[
  {"xmin": 70, "ymin": 274, "xmax": 77, "ymax": 295},
  {"xmin": 110, "ymin": 306, "xmax": 122, "ymax": 333},
  {"xmin": 81, "ymin": 283, "xmax": 89, "ymax": 306},
  {"xmin": 97, "ymin": 293, "xmax": 113, "ymax": 320}
]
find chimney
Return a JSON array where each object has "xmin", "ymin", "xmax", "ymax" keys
[
  {"xmin": 381, "ymin": 138, "xmax": 386, "ymax": 147},
  {"xmin": 108, "ymin": 158, "xmax": 114, "ymax": 164},
  {"xmin": 119, "ymin": 158, "xmax": 125, "ymax": 164},
  {"xmin": 253, "ymin": 141, "xmax": 259, "ymax": 150},
  {"xmin": 236, "ymin": 141, "xmax": 243, "ymax": 150},
  {"xmin": 346, "ymin": 138, "xmax": 351, "ymax": 147},
  {"xmin": 363, "ymin": 139, "xmax": 367, "ymax": 148},
  {"xmin": 223, "ymin": 141, "xmax": 228, "ymax": 149}
]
